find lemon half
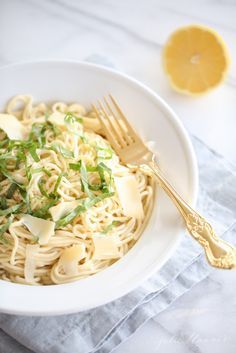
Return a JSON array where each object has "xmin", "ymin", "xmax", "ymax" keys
[{"xmin": 163, "ymin": 25, "xmax": 230, "ymax": 95}]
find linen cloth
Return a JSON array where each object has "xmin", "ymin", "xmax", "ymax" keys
[{"xmin": 0, "ymin": 135, "xmax": 235, "ymax": 353}]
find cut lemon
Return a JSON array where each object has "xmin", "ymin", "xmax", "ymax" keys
[{"xmin": 163, "ymin": 25, "xmax": 230, "ymax": 95}]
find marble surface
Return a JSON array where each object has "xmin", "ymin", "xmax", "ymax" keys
[{"xmin": 1, "ymin": 0, "xmax": 236, "ymax": 352}]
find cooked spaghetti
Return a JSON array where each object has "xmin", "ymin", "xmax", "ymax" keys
[{"xmin": 0, "ymin": 95, "xmax": 154, "ymax": 285}]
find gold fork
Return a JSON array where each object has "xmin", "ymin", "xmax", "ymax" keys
[{"xmin": 93, "ymin": 95, "xmax": 236, "ymax": 270}]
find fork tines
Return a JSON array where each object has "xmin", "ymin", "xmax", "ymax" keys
[{"xmin": 93, "ymin": 95, "xmax": 141, "ymax": 148}]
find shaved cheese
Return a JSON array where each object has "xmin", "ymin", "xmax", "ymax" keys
[
  {"xmin": 83, "ymin": 117, "xmax": 101, "ymax": 132},
  {"xmin": 114, "ymin": 175, "xmax": 144, "ymax": 220},
  {"xmin": 49, "ymin": 200, "xmax": 81, "ymax": 222},
  {"xmin": 59, "ymin": 244, "xmax": 86, "ymax": 276},
  {"xmin": 21, "ymin": 214, "xmax": 55, "ymax": 245},
  {"xmin": 93, "ymin": 235, "xmax": 120, "ymax": 260},
  {"xmin": 0, "ymin": 113, "xmax": 27, "ymax": 140},
  {"xmin": 48, "ymin": 111, "xmax": 66, "ymax": 126},
  {"xmin": 24, "ymin": 244, "xmax": 39, "ymax": 284}
]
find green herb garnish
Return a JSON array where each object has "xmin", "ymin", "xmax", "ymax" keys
[
  {"xmin": 31, "ymin": 167, "xmax": 51, "ymax": 177},
  {"xmin": 69, "ymin": 162, "xmax": 112, "ymax": 193},
  {"xmin": 97, "ymin": 162, "xmax": 112, "ymax": 193},
  {"xmin": 47, "ymin": 121, "xmax": 61, "ymax": 137},
  {"xmin": 6, "ymin": 183, "xmax": 18, "ymax": 199},
  {"xmin": 28, "ymin": 123, "xmax": 46, "ymax": 147},
  {"xmin": 101, "ymin": 221, "xmax": 121, "ymax": 234},
  {"xmin": 64, "ymin": 112, "xmax": 83, "ymax": 125},
  {"xmin": 50, "ymin": 144, "xmax": 74, "ymax": 159},
  {"xmin": 0, "ymin": 203, "xmax": 23, "ymax": 216},
  {"xmin": 69, "ymin": 162, "xmax": 81, "ymax": 171},
  {"xmin": 0, "ymin": 216, "xmax": 13, "ymax": 245},
  {"xmin": 97, "ymin": 146, "xmax": 113, "ymax": 160},
  {"xmin": 43, "ymin": 168, "xmax": 52, "ymax": 177},
  {"xmin": 0, "ymin": 196, "xmax": 7, "ymax": 210},
  {"xmin": 78, "ymin": 160, "xmax": 94, "ymax": 198},
  {"xmin": 28, "ymin": 145, "xmax": 40, "ymax": 162},
  {"xmin": 38, "ymin": 179, "xmax": 50, "ymax": 199},
  {"xmin": 19, "ymin": 188, "xmax": 31, "ymax": 214},
  {"xmin": 0, "ymin": 167, "xmax": 25, "ymax": 190},
  {"xmin": 53, "ymin": 173, "xmax": 64, "ymax": 195}
]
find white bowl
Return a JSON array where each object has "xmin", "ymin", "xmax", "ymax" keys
[{"xmin": 0, "ymin": 61, "xmax": 198, "ymax": 315}]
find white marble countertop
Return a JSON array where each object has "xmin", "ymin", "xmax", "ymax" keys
[{"xmin": 1, "ymin": 0, "xmax": 236, "ymax": 352}]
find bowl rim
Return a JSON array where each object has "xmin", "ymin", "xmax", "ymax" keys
[{"xmin": 0, "ymin": 60, "xmax": 198, "ymax": 315}]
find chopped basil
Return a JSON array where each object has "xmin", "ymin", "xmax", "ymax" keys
[
  {"xmin": 28, "ymin": 145, "xmax": 40, "ymax": 162},
  {"xmin": 0, "ymin": 197, "xmax": 7, "ymax": 210},
  {"xmin": 0, "ymin": 217, "xmax": 13, "ymax": 245},
  {"xmin": 16, "ymin": 149, "xmax": 27, "ymax": 168},
  {"xmin": 0, "ymin": 203, "xmax": 23, "ymax": 216},
  {"xmin": 28, "ymin": 123, "xmax": 46, "ymax": 147},
  {"xmin": 0, "ymin": 167, "xmax": 25, "ymax": 190},
  {"xmin": 6, "ymin": 183, "xmax": 18, "ymax": 199},
  {"xmin": 38, "ymin": 179, "xmax": 50, "ymax": 198},
  {"xmin": 70, "ymin": 161, "xmax": 93, "ymax": 196},
  {"xmin": 56, "ymin": 203, "xmax": 85, "ymax": 228},
  {"xmin": 43, "ymin": 168, "xmax": 52, "ymax": 177},
  {"xmin": 38, "ymin": 174, "xmax": 62, "ymax": 200},
  {"xmin": 79, "ymin": 161, "xmax": 94, "ymax": 198},
  {"xmin": 31, "ymin": 167, "xmax": 51, "ymax": 177},
  {"xmin": 80, "ymin": 134, "xmax": 88, "ymax": 143},
  {"xmin": 101, "ymin": 221, "xmax": 121, "ymax": 234},
  {"xmin": 97, "ymin": 162, "xmax": 112, "ymax": 193},
  {"xmin": 85, "ymin": 192, "xmax": 114, "ymax": 209},
  {"xmin": 0, "ymin": 152, "xmax": 17, "ymax": 162},
  {"xmin": 64, "ymin": 112, "xmax": 84, "ymax": 142},
  {"xmin": 53, "ymin": 173, "xmax": 64, "ymax": 195},
  {"xmin": 69, "ymin": 162, "xmax": 81, "ymax": 171},
  {"xmin": 47, "ymin": 121, "xmax": 61, "ymax": 137},
  {"xmin": 97, "ymin": 146, "xmax": 113, "ymax": 160},
  {"xmin": 64, "ymin": 112, "xmax": 83, "ymax": 125},
  {"xmin": 31, "ymin": 167, "xmax": 43, "ymax": 175},
  {"xmin": 49, "ymin": 144, "xmax": 74, "ymax": 158},
  {"xmin": 86, "ymin": 165, "xmax": 98, "ymax": 172},
  {"xmin": 25, "ymin": 163, "xmax": 32, "ymax": 181},
  {"xmin": 69, "ymin": 162, "xmax": 112, "ymax": 193},
  {"xmin": 19, "ymin": 189, "xmax": 31, "ymax": 214}
]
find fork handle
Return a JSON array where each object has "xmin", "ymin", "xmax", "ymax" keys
[{"xmin": 148, "ymin": 161, "xmax": 236, "ymax": 269}]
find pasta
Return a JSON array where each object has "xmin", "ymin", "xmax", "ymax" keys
[{"xmin": 0, "ymin": 95, "xmax": 154, "ymax": 285}]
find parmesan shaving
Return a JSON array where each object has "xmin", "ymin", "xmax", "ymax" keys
[
  {"xmin": 48, "ymin": 111, "xmax": 66, "ymax": 126},
  {"xmin": 21, "ymin": 214, "xmax": 55, "ymax": 245},
  {"xmin": 93, "ymin": 235, "xmax": 120, "ymax": 260},
  {"xmin": 114, "ymin": 175, "xmax": 144, "ymax": 220},
  {"xmin": 59, "ymin": 244, "xmax": 86, "ymax": 276},
  {"xmin": 0, "ymin": 113, "xmax": 27, "ymax": 140}
]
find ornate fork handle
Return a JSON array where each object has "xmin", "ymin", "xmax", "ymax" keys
[{"xmin": 148, "ymin": 160, "xmax": 236, "ymax": 269}]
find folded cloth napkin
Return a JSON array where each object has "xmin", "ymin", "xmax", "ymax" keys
[{"xmin": 0, "ymin": 135, "xmax": 235, "ymax": 353}]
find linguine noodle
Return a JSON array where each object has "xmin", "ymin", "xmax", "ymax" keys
[{"xmin": 0, "ymin": 95, "xmax": 154, "ymax": 285}]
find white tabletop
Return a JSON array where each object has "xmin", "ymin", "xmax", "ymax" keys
[{"xmin": 1, "ymin": 0, "xmax": 236, "ymax": 352}]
